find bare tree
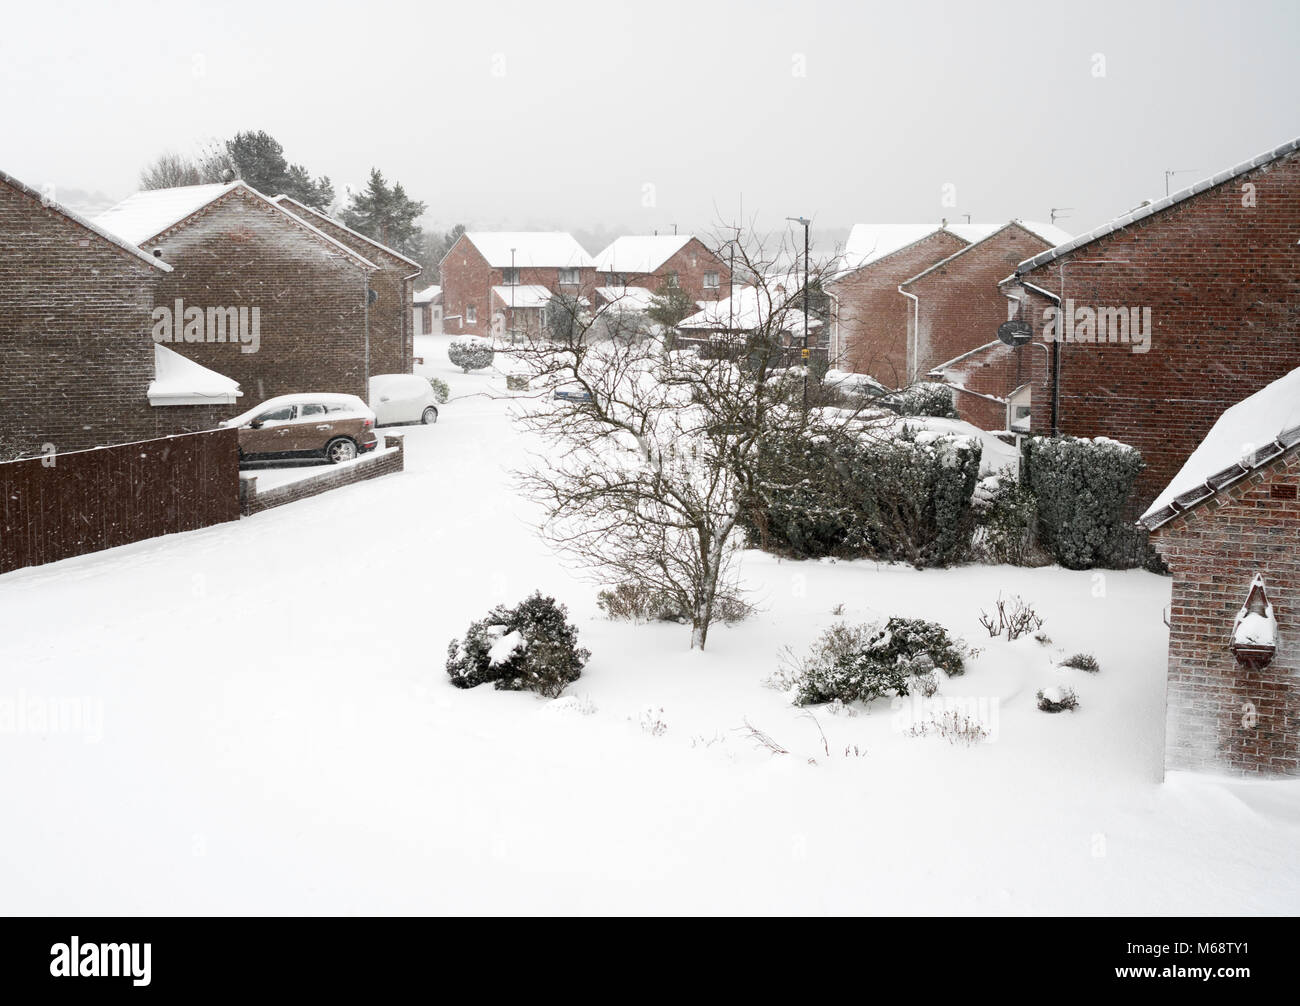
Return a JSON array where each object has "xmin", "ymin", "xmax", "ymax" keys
[
  {"xmin": 139, "ymin": 152, "xmax": 201, "ymax": 190},
  {"xmin": 510, "ymin": 225, "xmax": 841, "ymax": 649}
]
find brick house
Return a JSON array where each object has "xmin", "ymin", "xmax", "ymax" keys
[
  {"xmin": 1001, "ymin": 135, "xmax": 1300, "ymax": 510},
  {"xmin": 271, "ymin": 194, "xmax": 422, "ymax": 375},
  {"xmin": 413, "ymin": 285, "xmax": 442, "ymax": 336},
  {"xmin": 1, "ymin": 168, "xmax": 239, "ymax": 459},
  {"xmin": 96, "ymin": 182, "xmax": 383, "ymax": 406},
  {"xmin": 895, "ymin": 221, "xmax": 1071, "ymax": 428},
  {"xmin": 593, "ymin": 235, "xmax": 730, "ymax": 305},
  {"xmin": 826, "ymin": 222, "xmax": 999, "ymax": 387},
  {"xmin": 677, "ymin": 277, "xmax": 825, "ymax": 365},
  {"xmin": 1142, "ymin": 366, "xmax": 1300, "ymax": 776},
  {"xmin": 440, "ymin": 232, "xmax": 595, "ymax": 338}
]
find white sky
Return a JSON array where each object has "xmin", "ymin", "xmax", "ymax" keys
[{"xmin": 2, "ymin": 0, "xmax": 1296, "ymax": 246}]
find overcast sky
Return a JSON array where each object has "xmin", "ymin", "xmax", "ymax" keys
[{"xmin": 2, "ymin": 0, "xmax": 1296, "ymax": 250}]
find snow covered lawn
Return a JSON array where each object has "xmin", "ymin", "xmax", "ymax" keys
[{"xmin": 1, "ymin": 334, "xmax": 1297, "ymax": 915}]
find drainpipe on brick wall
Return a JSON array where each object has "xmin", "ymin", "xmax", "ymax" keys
[
  {"xmin": 403, "ymin": 269, "xmax": 422, "ymax": 371},
  {"xmin": 364, "ymin": 276, "xmax": 372, "ymax": 392},
  {"xmin": 898, "ymin": 284, "xmax": 920, "ymax": 384}
]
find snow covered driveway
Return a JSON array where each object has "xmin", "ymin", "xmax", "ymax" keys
[{"xmin": 2, "ymin": 336, "xmax": 1297, "ymax": 915}]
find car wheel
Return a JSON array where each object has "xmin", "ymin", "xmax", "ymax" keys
[
  {"xmin": 324, "ymin": 437, "xmax": 358, "ymax": 464},
  {"xmin": 422, "ymin": 406, "xmax": 439, "ymax": 425}
]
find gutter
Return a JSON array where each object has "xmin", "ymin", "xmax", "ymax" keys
[{"xmin": 898, "ymin": 284, "xmax": 920, "ymax": 384}]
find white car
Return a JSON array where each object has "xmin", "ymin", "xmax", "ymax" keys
[{"xmin": 369, "ymin": 374, "xmax": 441, "ymax": 426}]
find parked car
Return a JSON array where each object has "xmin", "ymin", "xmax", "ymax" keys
[
  {"xmin": 369, "ymin": 374, "xmax": 440, "ymax": 426},
  {"xmin": 221, "ymin": 394, "xmax": 378, "ymax": 464}
]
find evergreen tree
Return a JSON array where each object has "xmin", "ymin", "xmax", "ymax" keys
[
  {"xmin": 341, "ymin": 168, "xmax": 427, "ymax": 257},
  {"xmin": 646, "ymin": 276, "xmax": 695, "ymax": 329}
]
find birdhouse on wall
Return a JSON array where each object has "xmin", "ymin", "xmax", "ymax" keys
[{"xmin": 1230, "ymin": 573, "xmax": 1278, "ymax": 670}]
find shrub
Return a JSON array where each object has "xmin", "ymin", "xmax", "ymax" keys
[
  {"xmin": 978, "ymin": 594, "xmax": 1044, "ymax": 641},
  {"xmin": 775, "ymin": 617, "xmax": 965, "ymax": 707},
  {"xmin": 745, "ymin": 423, "xmax": 981, "ymax": 567},
  {"xmin": 972, "ymin": 475, "xmax": 1041, "ymax": 565},
  {"xmin": 1061, "ymin": 652, "xmax": 1100, "ymax": 672},
  {"xmin": 448, "ymin": 335, "xmax": 495, "ymax": 373},
  {"xmin": 446, "ymin": 592, "xmax": 590, "ymax": 697},
  {"xmin": 905, "ymin": 708, "xmax": 990, "ymax": 745},
  {"xmin": 596, "ymin": 580, "xmax": 750, "ymax": 625},
  {"xmin": 887, "ymin": 382, "xmax": 958, "ymax": 419},
  {"xmin": 1036, "ymin": 686, "xmax": 1078, "ymax": 713},
  {"xmin": 1023, "ymin": 436, "xmax": 1144, "ymax": 569},
  {"xmin": 427, "ymin": 377, "xmax": 450, "ymax": 403}
]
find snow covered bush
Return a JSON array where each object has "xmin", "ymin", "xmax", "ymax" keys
[
  {"xmin": 447, "ymin": 335, "xmax": 495, "ymax": 373},
  {"xmin": 445, "ymin": 592, "xmax": 590, "ymax": 698},
  {"xmin": 905, "ymin": 708, "xmax": 990, "ymax": 745},
  {"xmin": 972, "ymin": 474, "xmax": 1041, "ymax": 565},
  {"xmin": 745, "ymin": 423, "xmax": 981, "ymax": 567},
  {"xmin": 1023, "ymin": 436, "xmax": 1144, "ymax": 569},
  {"xmin": 596, "ymin": 580, "xmax": 749, "ymax": 625},
  {"xmin": 1061, "ymin": 652, "xmax": 1100, "ymax": 672},
  {"xmin": 1037, "ymin": 686, "xmax": 1079, "ymax": 713},
  {"xmin": 776, "ymin": 617, "xmax": 965, "ymax": 707},
  {"xmin": 427, "ymin": 377, "xmax": 450, "ymax": 403},
  {"xmin": 886, "ymin": 382, "xmax": 958, "ymax": 419}
]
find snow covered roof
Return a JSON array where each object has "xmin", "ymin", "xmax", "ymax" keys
[
  {"xmin": 94, "ymin": 182, "xmax": 379, "ymax": 270},
  {"xmin": 413, "ymin": 285, "xmax": 441, "ymax": 304},
  {"xmin": 1018, "ymin": 136, "xmax": 1300, "ymax": 276},
  {"xmin": 678, "ymin": 283, "xmax": 819, "ymax": 333},
  {"xmin": 492, "ymin": 284, "xmax": 553, "ymax": 309},
  {"xmin": 461, "ymin": 232, "xmax": 595, "ymax": 269},
  {"xmin": 901, "ymin": 221, "xmax": 1073, "ymax": 288},
  {"xmin": 1142, "ymin": 365, "xmax": 1300, "ymax": 529},
  {"xmin": 0, "ymin": 167, "xmax": 172, "ymax": 272},
  {"xmin": 831, "ymin": 222, "xmax": 1001, "ymax": 279},
  {"xmin": 271, "ymin": 194, "xmax": 423, "ymax": 271},
  {"xmin": 148, "ymin": 345, "xmax": 242, "ymax": 406},
  {"xmin": 594, "ymin": 286, "xmax": 656, "ymax": 311},
  {"xmin": 593, "ymin": 235, "xmax": 693, "ymax": 275}
]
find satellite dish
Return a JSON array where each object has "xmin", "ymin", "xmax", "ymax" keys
[{"xmin": 997, "ymin": 319, "xmax": 1033, "ymax": 346}]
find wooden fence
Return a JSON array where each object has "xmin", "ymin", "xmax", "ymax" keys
[{"xmin": 0, "ymin": 428, "xmax": 240, "ymax": 575}]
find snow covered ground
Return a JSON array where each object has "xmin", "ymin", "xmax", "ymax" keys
[{"xmin": 2, "ymin": 334, "xmax": 1298, "ymax": 915}]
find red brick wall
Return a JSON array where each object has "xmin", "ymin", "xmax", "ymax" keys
[
  {"xmin": 600, "ymin": 237, "xmax": 731, "ymax": 304},
  {"xmin": 933, "ymin": 340, "xmax": 1033, "ymax": 431},
  {"xmin": 1150, "ymin": 447, "xmax": 1300, "ymax": 776},
  {"xmin": 440, "ymin": 234, "xmax": 596, "ymax": 337},
  {"xmin": 1015, "ymin": 150, "xmax": 1300, "ymax": 510},
  {"xmin": 828, "ymin": 230, "xmax": 969, "ymax": 387},
  {"xmin": 141, "ymin": 189, "xmax": 372, "ymax": 406},
  {"xmin": 0, "ymin": 177, "xmax": 228, "ymax": 458},
  {"xmin": 905, "ymin": 224, "xmax": 1053, "ymax": 378},
  {"xmin": 273, "ymin": 201, "xmax": 417, "ymax": 376}
]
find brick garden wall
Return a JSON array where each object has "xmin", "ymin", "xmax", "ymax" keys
[
  {"xmin": 239, "ymin": 434, "xmax": 404, "ymax": 515},
  {"xmin": 1014, "ymin": 150, "xmax": 1300, "ymax": 510},
  {"xmin": 1150, "ymin": 446, "xmax": 1300, "ymax": 776}
]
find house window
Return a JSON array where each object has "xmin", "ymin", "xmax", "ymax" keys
[
  {"xmin": 466, "ymin": 305, "xmax": 477, "ymax": 324},
  {"xmin": 558, "ymin": 268, "xmax": 580, "ymax": 286},
  {"xmin": 703, "ymin": 271, "xmax": 720, "ymax": 289},
  {"xmin": 663, "ymin": 271, "xmax": 679, "ymax": 286},
  {"xmin": 502, "ymin": 268, "xmax": 519, "ymax": 285}
]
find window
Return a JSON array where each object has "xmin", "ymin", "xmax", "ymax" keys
[
  {"xmin": 558, "ymin": 268, "xmax": 579, "ymax": 286},
  {"xmin": 255, "ymin": 406, "xmax": 294, "ymax": 426},
  {"xmin": 663, "ymin": 271, "xmax": 679, "ymax": 286},
  {"xmin": 467, "ymin": 305, "xmax": 477, "ymax": 324},
  {"xmin": 299, "ymin": 404, "xmax": 327, "ymax": 418},
  {"xmin": 607, "ymin": 271, "xmax": 625, "ymax": 287},
  {"xmin": 501, "ymin": 268, "xmax": 519, "ymax": 285},
  {"xmin": 703, "ymin": 271, "xmax": 720, "ymax": 289}
]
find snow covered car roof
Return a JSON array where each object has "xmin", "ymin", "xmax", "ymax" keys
[
  {"xmin": 221, "ymin": 393, "xmax": 374, "ymax": 428},
  {"xmin": 1141, "ymin": 365, "xmax": 1300, "ymax": 529},
  {"xmin": 370, "ymin": 374, "xmax": 433, "ymax": 398}
]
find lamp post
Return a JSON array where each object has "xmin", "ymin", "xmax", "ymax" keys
[
  {"xmin": 786, "ymin": 216, "xmax": 811, "ymax": 408},
  {"xmin": 510, "ymin": 247, "xmax": 516, "ymax": 344}
]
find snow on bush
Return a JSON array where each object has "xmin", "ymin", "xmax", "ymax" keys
[
  {"xmin": 428, "ymin": 377, "xmax": 450, "ymax": 403},
  {"xmin": 1037, "ymin": 685, "xmax": 1079, "ymax": 713},
  {"xmin": 904, "ymin": 708, "xmax": 990, "ymax": 745},
  {"xmin": 744, "ymin": 422, "xmax": 981, "ymax": 567},
  {"xmin": 1060, "ymin": 652, "xmax": 1100, "ymax": 673},
  {"xmin": 1023, "ymin": 435, "xmax": 1144, "ymax": 569},
  {"xmin": 972, "ymin": 474, "xmax": 1041, "ymax": 566},
  {"xmin": 445, "ymin": 592, "xmax": 590, "ymax": 698},
  {"xmin": 774, "ymin": 617, "xmax": 965, "ymax": 707},
  {"xmin": 886, "ymin": 382, "xmax": 958, "ymax": 419},
  {"xmin": 447, "ymin": 335, "xmax": 495, "ymax": 373},
  {"xmin": 596, "ymin": 580, "xmax": 750, "ymax": 625}
]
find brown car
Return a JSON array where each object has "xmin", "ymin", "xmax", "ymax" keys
[{"xmin": 222, "ymin": 393, "xmax": 379, "ymax": 464}]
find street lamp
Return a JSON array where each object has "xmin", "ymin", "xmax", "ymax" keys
[
  {"xmin": 786, "ymin": 216, "xmax": 811, "ymax": 408},
  {"xmin": 510, "ymin": 247, "xmax": 516, "ymax": 345}
]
